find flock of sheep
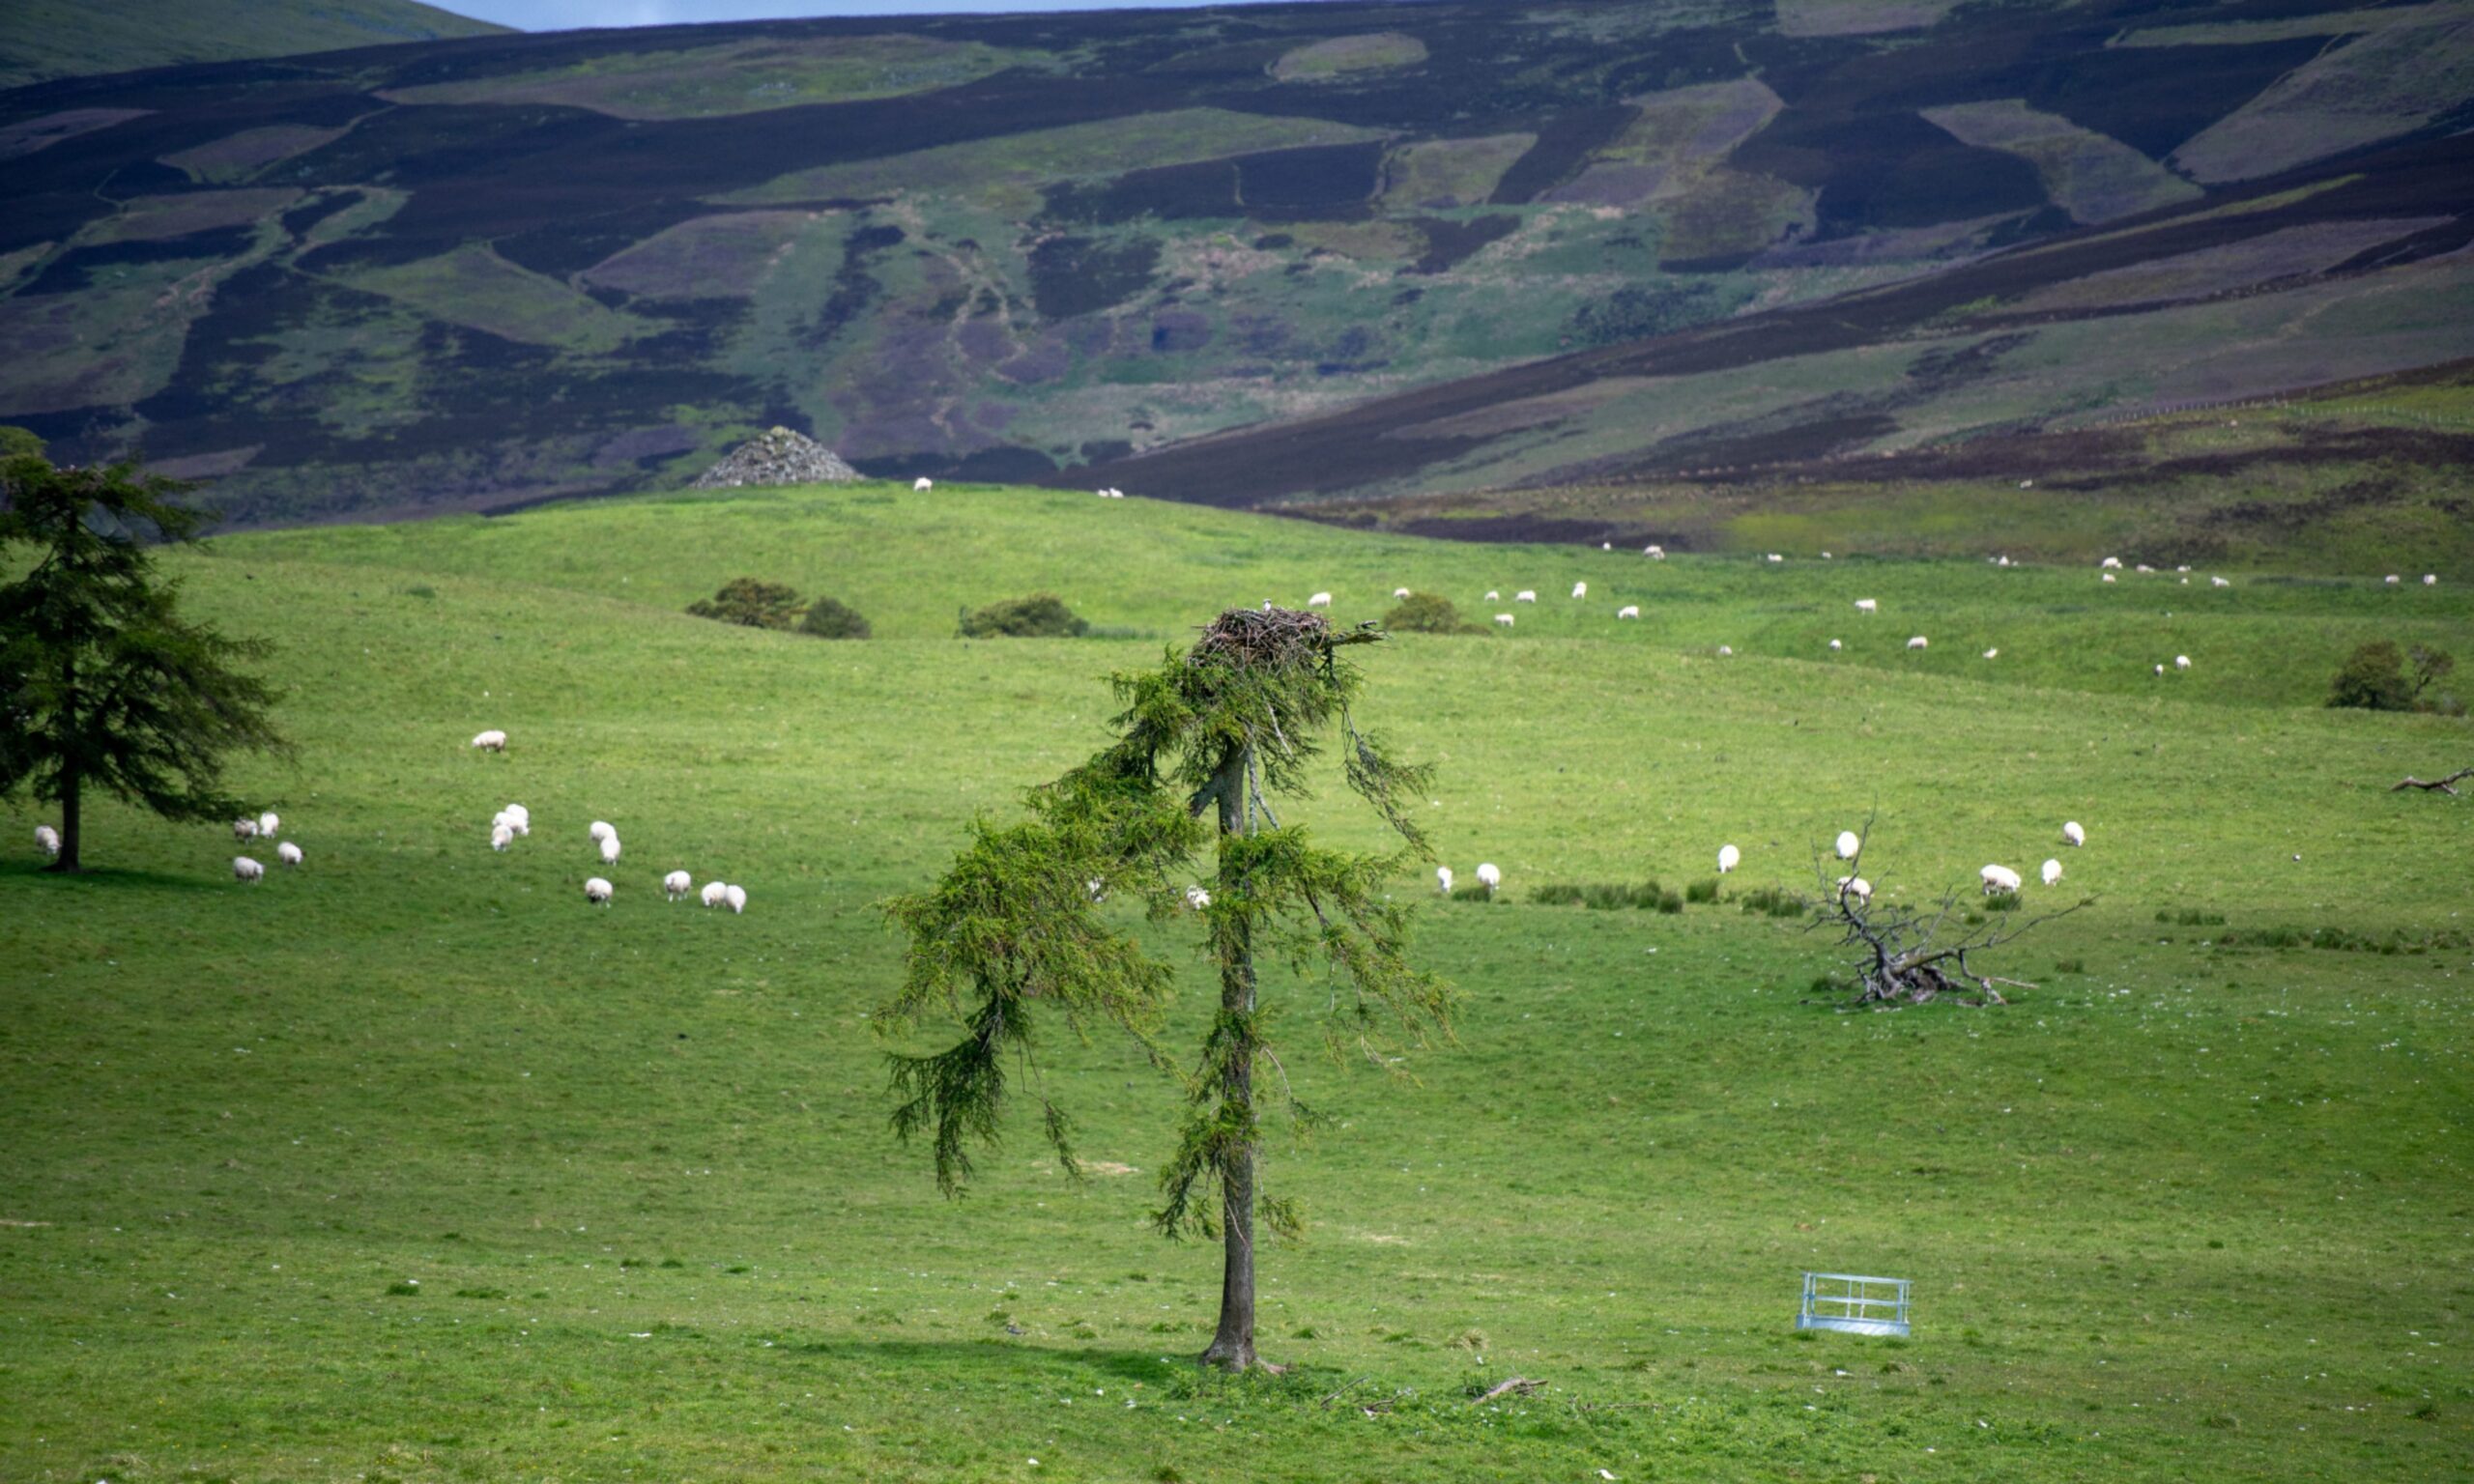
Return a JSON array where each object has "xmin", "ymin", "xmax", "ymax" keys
[
  {"xmin": 474, "ymin": 732, "xmax": 748, "ymax": 911},
  {"xmin": 229, "ymin": 811, "xmax": 302, "ymax": 882}
]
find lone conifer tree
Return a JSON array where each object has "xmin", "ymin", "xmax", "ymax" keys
[
  {"xmin": 0, "ymin": 442, "xmax": 287, "ymax": 871},
  {"xmin": 882, "ymin": 606, "xmax": 1453, "ymax": 1371}
]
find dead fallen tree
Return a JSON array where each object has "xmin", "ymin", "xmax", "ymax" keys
[
  {"xmin": 2391, "ymin": 767, "xmax": 2473, "ymax": 795},
  {"xmin": 1808, "ymin": 819, "xmax": 2087, "ymax": 1008}
]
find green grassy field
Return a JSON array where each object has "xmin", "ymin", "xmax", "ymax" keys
[{"xmin": 3, "ymin": 483, "xmax": 2469, "ymax": 1482}]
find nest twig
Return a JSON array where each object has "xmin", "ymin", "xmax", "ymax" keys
[{"xmin": 1190, "ymin": 606, "xmax": 1334, "ymax": 671}]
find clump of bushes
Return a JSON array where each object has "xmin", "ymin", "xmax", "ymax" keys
[
  {"xmin": 1531, "ymin": 880, "xmax": 1683, "ymax": 911},
  {"xmin": 2217, "ymin": 925, "xmax": 2470, "ymax": 954},
  {"xmin": 1383, "ymin": 592, "xmax": 1488, "ymax": 635},
  {"xmin": 1684, "ymin": 877, "xmax": 1720, "ymax": 904},
  {"xmin": 799, "ymin": 594, "xmax": 872, "ymax": 640},
  {"xmin": 2156, "ymin": 907, "xmax": 2227, "ymax": 927},
  {"xmin": 959, "ymin": 593, "xmax": 1088, "ymax": 638},
  {"xmin": 2328, "ymin": 640, "xmax": 2460, "ymax": 714},
  {"xmin": 1450, "ymin": 883, "xmax": 1499, "ymax": 903},
  {"xmin": 1737, "ymin": 885, "xmax": 1807, "ymax": 919},
  {"xmin": 687, "ymin": 578, "xmax": 872, "ymax": 638},
  {"xmin": 688, "ymin": 577, "xmax": 804, "ymax": 629}
]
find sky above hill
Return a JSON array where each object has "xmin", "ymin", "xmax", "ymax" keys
[{"xmin": 452, "ymin": 0, "xmax": 1337, "ymax": 25}]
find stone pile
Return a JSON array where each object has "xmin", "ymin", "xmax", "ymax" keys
[{"xmin": 691, "ymin": 426, "xmax": 859, "ymax": 490}]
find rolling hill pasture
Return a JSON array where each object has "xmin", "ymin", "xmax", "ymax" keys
[{"xmin": 3, "ymin": 482, "xmax": 2469, "ymax": 1482}]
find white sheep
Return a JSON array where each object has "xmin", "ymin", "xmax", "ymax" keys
[
  {"xmin": 2174, "ymin": 654, "xmax": 2191, "ymax": 671},
  {"xmin": 1716, "ymin": 644, "xmax": 1733, "ymax": 656},
  {"xmin": 2426, "ymin": 574, "xmax": 2438, "ymax": 585},
  {"xmin": 1821, "ymin": 551, "xmax": 1833, "ymax": 559},
  {"xmin": 2018, "ymin": 478, "xmax": 2033, "ymax": 489},
  {"xmin": 1515, "ymin": 590, "xmax": 1537, "ymax": 603},
  {"xmin": 1644, "ymin": 545, "xmax": 1665, "ymax": 558},
  {"xmin": 2210, "ymin": 576, "xmax": 2229, "ymax": 588},
  {"xmin": 1854, "ymin": 599, "xmax": 1877, "ymax": 614},
  {"xmin": 233, "ymin": 856, "xmax": 264, "ymax": 883},
  {"xmin": 35, "ymin": 824, "xmax": 60, "ymax": 856},
  {"xmin": 599, "ymin": 834, "xmax": 621, "ymax": 866},
  {"xmin": 589, "ymin": 820, "xmax": 615, "ymax": 844},
  {"xmin": 2040, "ymin": 858, "xmax": 2062, "ymax": 887},
  {"xmin": 2153, "ymin": 664, "xmax": 2165, "ymax": 676},
  {"xmin": 1616, "ymin": 605, "xmax": 1640, "ymax": 619},
  {"xmin": 2101, "ymin": 556, "xmax": 2121, "ymax": 569},
  {"xmin": 913, "ymin": 477, "xmax": 934, "ymax": 492},
  {"xmin": 277, "ymin": 842, "xmax": 303, "ymax": 868},
  {"xmin": 1980, "ymin": 864, "xmax": 2022, "ymax": 895},
  {"xmin": 491, "ymin": 823, "xmax": 513, "ymax": 852},
  {"xmin": 2061, "ymin": 820, "xmax": 2086, "ymax": 847},
  {"xmin": 1835, "ymin": 830, "xmax": 1861, "ymax": 861},
  {"xmin": 1475, "ymin": 862, "xmax": 1501, "ymax": 896},
  {"xmin": 493, "ymin": 810, "xmax": 529, "ymax": 838},
  {"xmin": 473, "ymin": 729, "xmax": 507, "ymax": 752},
  {"xmin": 1982, "ymin": 647, "xmax": 1999, "ymax": 659},
  {"xmin": 1308, "ymin": 591, "xmax": 1332, "ymax": 608},
  {"xmin": 701, "ymin": 880, "xmax": 728, "ymax": 908},
  {"xmin": 1394, "ymin": 587, "xmax": 1411, "ymax": 599},
  {"xmin": 234, "ymin": 816, "xmax": 258, "ymax": 842},
  {"xmin": 1716, "ymin": 843, "xmax": 1740, "ymax": 873},
  {"xmin": 1765, "ymin": 553, "xmax": 1783, "ymax": 564},
  {"xmin": 665, "ymin": 870, "xmax": 692, "ymax": 901},
  {"xmin": 1437, "ymin": 866, "xmax": 1453, "ymax": 895},
  {"xmin": 256, "ymin": 811, "xmax": 278, "ymax": 839},
  {"xmin": 1827, "ymin": 639, "xmax": 1842, "ymax": 650},
  {"xmin": 2136, "ymin": 564, "xmax": 2154, "ymax": 574},
  {"xmin": 2103, "ymin": 573, "xmax": 2116, "ymax": 583},
  {"xmin": 1836, "ymin": 875, "xmax": 1872, "ymax": 904},
  {"xmin": 1571, "ymin": 581, "xmax": 1587, "ymax": 599},
  {"xmin": 725, "ymin": 884, "xmax": 747, "ymax": 915},
  {"xmin": 1484, "ymin": 589, "xmax": 1500, "ymax": 600},
  {"xmin": 1907, "ymin": 636, "xmax": 1928, "ymax": 650},
  {"xmin": 2176, "ymin": 565, "xmax": 2190, "ymax": 573},
  {"xmin": 1494, "ymin": 613, "xmax": 1514, "ymax": 627},
  {"xmin": 2385, "ymin": 574, "xmax": 2401, "ymax": 585},
  {"xmin": 502, "ymin": 803, "xmax": 530, "ymax": 828},
  {"xmin": 1185, "ymin": 884, "xmax": 1211, "ymax": 910},
  {"xmin": 585, "ymin": 876, "xmax": 613, "ymax": 905}
]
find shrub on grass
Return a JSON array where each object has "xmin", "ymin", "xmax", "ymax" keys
[
  {"xmin": 1985, "ymin": 889, "xmax": 2021, "ymax": 912},
  {"xmin": 1738, "ymin": 885, "xmax": 1807, "ymax": 918},
  {"xmin": 689, "ymin": 577, "xmax": 803, "ymax": 629},
  {"xmin": 2327, "ymin": 641, "xmax": 2457, "ymax": 712},
  {"xmin": 1684, "ymin": 877, "xmax": 1719, "ymax": 904},
  {"xmin": 1450, "ymin": 883, "xmax": 1497, "ymax": 903},
  {"xmin": 1531, "ymin": 883, "xmax": 1585, "ymax": 905},
  {"xmin": 799, "ymin": 594, "xmax": 872, "ymax": 639},
  {"xmin": 958, "ymin": 593, "xmax": 1088, "ymax": 638},
  {"xmin": 1383, "ymin": 591, "xmax": 1487, "ymax": 635}
]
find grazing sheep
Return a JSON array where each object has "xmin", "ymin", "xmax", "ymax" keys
[
  {"xmin": 473, "ymin": 729, "xmax": 507, "ymax": 752},
  {"xmin": 599, "ymin": 834, "xmax": 621, "ymax": 866},
  {"xmin": 2175, "ymin": 654, "xmax": 2191, "ymax": 671},
  {"xmin": 493, "ymin": 810, "xmax": 529, "ymax": 838},
  {"xmin": 277, "ymin": 842, "xmax": 303, "ymax": 868},
  {"xmin": 1308, "ymin": 591, "xmax": 1332, "ymax": 608},
  {"xmin": 1836, "ymin": 875, "xmax": 1872, "ymax": 904},
  {"xmin": 1617, "ymin": 605, "xmax": 1640, "ymax": 619},
  {"xmin": 1437, "ymin": 866, "xmax": 1453, "ymax": 896},
  {"xmin": 1516, "ymin": 590, "xmax": 1537, "ymax": 603},
  {"xmin": 701, "ymin": 880, "xmax": 728, "ymax": 908},
  {"xmin": 1827, "ymin": 639, "xmax": 1842, "ymax": 650},
  {"xmin": 585, "ymin": 876, "xmax": 613, "ymax": 905},
  {"xmin": 2101, "ymin": 556, "xmax": 2121, "ymax": 569},
  {"xmin": 1644, "ymin": 545, "xmax": 1665, "ymax": 558},
  {"xmin": 2427, "ymin": 574, "xmax": 2439, "ymax": 585},
  {"xmin": 913, "ymin": 477, "xmax": 934, "ymax": 492},
  {"xmin": 1854, "ymin": 599, "xmax": 1877, "ymax": 614},
  {"xmin": 1821, "ymin": 552, "xmax": 1832, "ymax": 559},
  {"xmin": 234, "ymin": 816, "xmax": 258, "ymax": 842},
  {"xmin": 2062, "ymin": 820, "xmax": 2086, "ymax": 847},
  {"xmin": 1716, "ymin": 843, "xmax": 1740, "ymax": 873},
  {"xmin": 503, "ymin": 803, "xmax": 530, "ymax": 828},
  {"xmin": 665, "ymin": 870, "xmax": 692, "ymax": 901},
  {"xmin": 1982, "ymin": 647, "xmax": 1999, "ymax": 659},
  {"xmin": 233, "ymin": 856, "xmax": 264, "ymax": 883},
  {"xmin": 491, "ymin": 823, "xmax": 513, "ymax": 852},
  {"xmin": 1571, "ymin": 581, "xmax": 1587, "ymax": 599},
  {"xmin": 1484, "ymin": 589, "xmax": 1500, "ymax": 600},
  {"xmin": 1475, "ymin": 862, "xmax": 1502, "ymax": 896},
  {"xmin": 2019, "ymin": 478, "xmax": 2033, "ymax": 489},
  {"xmin": 258, "ymin": 811, "xmax": 279, "ymax": 839},
  {"xmin": 2210, "ymin": 576, "xmax": 2230, "ymax": 588},
  {"xmin": 2103, "ymin": 572, "xmax": 2116, "ymax": 583},
  {"xmin": 1495, "ymin": 614, "xmax": 1515, "ymax": 627},
  {"xmin": 2385, "ymin": 574, "xmax": 2401, "ymax": 585},
  {"xmin": 1395, "ymin": 587, "xmax": 1411, "ymax": 599},
  {"xmin": 1765, "ymin": 553, "xmax": 1783, "ymax": 564},
  {"xmin": 1716, "ymin": 644, "xmax": 1733, "ymax": 656},
  {"xmin": 1980, "ymin": 864, "xmax": 2023, "ymax": 895},
  {"xmin": 1185, "ymin": 885, "xmax": 1212, "ymax": 910},
  {"xmin": 35, "ymin": 824, "xmax": 60, "ymax": 856},
  {"xmin": 2041, "ymin": 858, "xmax": 2062, "ymax": 887},
  {"xmin": 1835, "ymin": 830, "xmax": 1861, "ymax": 861},
  {"xmin": 725, "ymin": 884, "xmax": 747, "ymax": 915},
  {"xmin": 589, "ymin": 820, "xmax": 615, "ymax": 844},
  {"xmin": 2136, "ymin": 564, "xmax": 2154, "ymax": 574},
  {"xmin": 1907, "ymin": 636, "xmax": 1928, "ymax": 650},
  {"xmin": 2153, "ymin": 664, "xmax": 2165, "ymax": 676}
]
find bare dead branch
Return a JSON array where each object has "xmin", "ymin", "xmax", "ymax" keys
[{"xmin": 2392, "ymin": 767, "xmax": 2472, "ymax": 795}]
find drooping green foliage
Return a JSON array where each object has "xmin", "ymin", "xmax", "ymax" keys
[
  {"xmin": 880, "ymin": 606, "xmax": 1454, "ymax": 1366},
  {"xmin": 957, "ymin": 593, "xmax": 1088, "ymax": 639},
  {"xmin": 686, "ymin": 576, "xmax": 804, "ymax": 630},
  {"xmin": 0, "ymin": 452, "xmax": 288, "ymax": 870}
]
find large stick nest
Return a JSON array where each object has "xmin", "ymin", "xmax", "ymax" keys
[{"xmin": 1190, "ymin": 606, "xmax": 1371, "ymax": 672}]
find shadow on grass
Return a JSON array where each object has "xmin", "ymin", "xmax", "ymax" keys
[
  {"xmin": 0, "ymin": 862, "xmax": 221, "ymax": 892},
  {"xmin": 777, "ymin": 1335, "xmax": 1341, "ymax": 1393}
]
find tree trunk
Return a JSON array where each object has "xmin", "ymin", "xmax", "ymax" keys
[
  {"xmin": 1200, "ymin": 743, "xmax": 1259, "ymax": 1372},
  {"xmin": 45, "ymin": 650, "xmax": 80, "ymax": 873}
]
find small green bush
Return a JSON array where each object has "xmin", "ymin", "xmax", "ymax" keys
[
  {"xmin": 1450, "ymin": 883, "xmax": 1497, "ymax": 903},
  {"xmin": 2328, "ymin": 641, "xmax": 2456, "ymax": 712},
  {"xmin": 1985, "ymin": 890, "xmax": 2021, "ymax": 912},
  {"xmin": 1738, "ymin": 885, "xmax": 1806, "ymax": 918},
  {"xmin": 688, "ymin": 577, "xmax": 804, "ymax": 630},
  {"xmin": 798, "ymin": 594, "xmax": 872, "ymax": 639},
  {"xmin": 958, "ymin": 593, "xmax": 1088, "ymax": 638},
  {"xmin": 1684, "ymin": 877, "xmax": 1719, "ymax": 904},
  {"xmin": 1531, "ymin": 883, "xmax": 1585, "ymax": 905},
  {"xmin": 1383, "ymin": 591, "xmax": 1486, "ymax": 635}
]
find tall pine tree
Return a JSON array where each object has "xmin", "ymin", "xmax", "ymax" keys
[
  {"xmin": 881, "ymin": 606, "xmax": 1454, "ymax": 1370},
  {"xmin": 0, "ymin": 441, "xmax": 287, "ymax": 871}
]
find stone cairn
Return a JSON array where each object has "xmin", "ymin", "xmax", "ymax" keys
[{"xmin": 691, "ymin": 426, "xmax": 860, "ymax": 490}]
